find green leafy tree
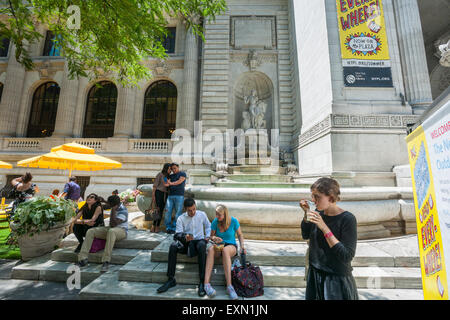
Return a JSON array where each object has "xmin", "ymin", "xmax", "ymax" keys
[{"xmin": 0, "ymin": 0, "xmax": 226, "ymax": 87}]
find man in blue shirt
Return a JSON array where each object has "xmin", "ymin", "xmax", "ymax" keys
[
  {"xmin": 61, "ymin": 177, "xmax": 81, "ymax": 202},
  {"xmin": 163, "ymin": 163, "xmax": 186, "ymax": 234}
]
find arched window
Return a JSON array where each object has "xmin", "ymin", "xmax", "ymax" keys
[
  {"xmin": 26, "ymin": 82, "xmax": 60, "ymax": 137},
  {"xmin": 141, "ymin": 80, "xmax": 177, "ymax": 139},
  {"xmin": 0, "ymin": 82, "xmax": 3, "ymax": 103},
  {"xmin": 83, "ymin": 81, "xmax": 118, "ymax": 138}
]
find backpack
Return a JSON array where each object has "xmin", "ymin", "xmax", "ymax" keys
[{"xmin": 231, "ymin": 254, "xmax": 264, "ymax": 298}]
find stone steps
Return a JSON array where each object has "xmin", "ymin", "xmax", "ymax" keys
[
  {"xmin": 214, "ymin": 181, "xmax": 312, "ymax": 188},
  {"xmin": 150, "ymin": 237, "xmax": 420, "ymax": 268},
  {"xmin": 220, "ymin": 174, "xmax": 293, "ymax": 183},
  {"xmin": 51, "ymin": 247, "xmax": 147, "ymax": 265},
  {"xmin": 119, "ymin": 253, "xmax": 422, "ymax": 289},
  {"xmin": 59, "ymin": 229, "xmax": 169, "ymax": 250},
  {"xmin": 11, "ymin": 254, "xmax": 122, "ymax": 286},
  {"xmin": 79, "ymin": 272, "xmax": 424, "ymax": 300}
]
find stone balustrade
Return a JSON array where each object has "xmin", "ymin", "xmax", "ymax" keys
[{"xmin": 129, "ymin": 139, "xmax": 172, "ymax": 152}]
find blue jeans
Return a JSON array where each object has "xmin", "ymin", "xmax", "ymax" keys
[{"xmin": 164, "ymin": 195, "xmax": 184, "ymax": 231}]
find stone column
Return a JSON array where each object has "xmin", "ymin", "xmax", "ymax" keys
[
  {"xmin": 113, "ymin": 85, "xmax": 136, "ymax": 138},
  {"xmin": 0, "ymin": 44, "xmax": 27, "ymax": 136},
  {"xmin": 393, "ymin": 0, "xmax": 433, "ymax": 113},
  {"xmin": 52, "ymin": 61, "xmax": 80, "ymax": 137},
  {"xmin": 178, "ymin": 26, "xmax": 199, "ymax": 134}
]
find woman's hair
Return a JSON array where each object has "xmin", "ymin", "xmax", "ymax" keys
[
  {"xmin": 310, "ymin": 177, "xmax": 341, "ymax": 203},
  {"xmin": 22, "ymin": 172, "xmax": 33, "ymax": 184},
  {"xmin": 81, "ymin": 193, "xmax": 102, "ymax": 213},
  {"xmin": 52, "ymin": 189, "xmax": 59, "ymax": 195},
  {"xmin": 216, "ymin": 204, "xmax": 231, "ymax": 232},
  {"xmin": 162, "ymin": 163, "xmax": 171, "ymax": 176}
]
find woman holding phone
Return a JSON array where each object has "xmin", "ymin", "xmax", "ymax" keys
[
  {"xmin": 151, "ymin": 163, "xmax": 171, "ymax": 233},
  {"xmin": 299, "ymin": 177, "xmax": 358, "ymax": 300},
  {"xmin": 203, "ymin": 204, "xmax": 246, "ymax": 300}
]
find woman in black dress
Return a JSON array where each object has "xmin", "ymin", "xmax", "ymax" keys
[
  {"xmin": 300, "ymin": 177, "xmax": 358, "ymax": 300},
  {"xmin": 72, "ymin": 193, "xmax": 105, "ymax": 253}
]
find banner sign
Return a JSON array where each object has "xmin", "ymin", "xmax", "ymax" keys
[
  {"xmin": 406, "ymin": 101, "xmax": 450, "ymax": 300},
  {"xmin": 336, "ymin": 0, "xmax": 393, "ymax": 87}
]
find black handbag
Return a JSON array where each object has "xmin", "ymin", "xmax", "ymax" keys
[{"xmin": 145, "ymin": 200, "xmax": 161, "ymax": 221}]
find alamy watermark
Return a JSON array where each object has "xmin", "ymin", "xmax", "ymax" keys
[{"xmin": 170, "ymin": 121, "xmax": 280, "ymax": 167}]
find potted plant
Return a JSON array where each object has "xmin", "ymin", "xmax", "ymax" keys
[
  {"xmin": 119, "ymin": 189, "xmax": 140, "ymax": 212},
  {"xmin": 9, "ymin": 196, "xmax": 76, "ymax": 261}
]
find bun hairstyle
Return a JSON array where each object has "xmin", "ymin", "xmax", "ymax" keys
[
  {"xmin": 310, "ymin": 177, "xmax": 341, "ymax": 203},
  {"xmin": 22, "ymin": 172, "xmax": 33, "ymax": 183}
]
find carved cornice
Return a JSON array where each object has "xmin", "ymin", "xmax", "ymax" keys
[
  {"xmin": 32, "ymin": 60, "xmax": 65, "ymax": 79},
  {"xmin": 295, "ymin": 114, "xmax": 421, "ymax": 150},
  {"xmin": 146, "ymin": 59, "xmax": 184, "ymax": 77}
]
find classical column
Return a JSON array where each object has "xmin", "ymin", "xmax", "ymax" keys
[
  {"xmin": 178, "ymin": 26, "xmax": 199, "ymax": 134},
  {"xmin": 393, "ymin": 0, "xmax": 433, "ymax": 113},
  {"xmin": 113, "ymin": 85, "xmax": 136, "ymax": 138},
  {"xmin": 0, "ymin": 44, "xmax": 27, "ymax": 137},
  {"xmin": 52, "ymin": 61, "xmax": 80, "ymax": 137}
]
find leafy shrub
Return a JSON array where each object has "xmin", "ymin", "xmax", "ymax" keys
[{"xmin": 9, "ymin": 196, "xmax": 76, "ymax": 243}]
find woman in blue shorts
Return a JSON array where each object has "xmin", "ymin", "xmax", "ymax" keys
[{"xmin": 203, "ymin": 204, "xmax": 246, "ymax": 300}]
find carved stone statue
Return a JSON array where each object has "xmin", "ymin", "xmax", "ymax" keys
[
  {"xmin": 243, "ymin": 89, "xmax": 267, "ymax": 129},
  {"xmin": 439, "ymin": 40, "xmax": 450, "ymax": 67},
  {"xmin": 241, "ymin": 111, "xmax": 251, "ymax": 130}
]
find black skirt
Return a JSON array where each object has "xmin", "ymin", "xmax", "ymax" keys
[{"xmin": 305, "ymin": 265, "xmax": 359, "ymax": 300}]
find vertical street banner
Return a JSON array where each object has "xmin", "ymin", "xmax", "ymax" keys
[
  {"xmin": 406, "ymin": 101, "xmax": 450, "ymax": 300},
  {"xmin": 336, "ymin": 0, "xmax": 393, "ymax": 87}
]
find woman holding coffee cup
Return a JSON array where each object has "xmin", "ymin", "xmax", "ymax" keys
[
  {"xmin": 203, "ymin": 204, "xmax": 246, "ymax": 300},
  {"xmin": 300, "ymin": 177, "xmax": 358, "ymax": 300}
]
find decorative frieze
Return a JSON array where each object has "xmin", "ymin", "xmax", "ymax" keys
[
  {"xmin": 146, "ymin": 59, "xmax": 184, "ymax": 78},
  {"xmin": 296, "ymin": 114, "xmax": 421, "ymax": 149},
  {"xmin": 33, "ymin": 60, "xmax": 64, "ymax": 79}
]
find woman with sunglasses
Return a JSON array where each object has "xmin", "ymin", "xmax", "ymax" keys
[{"xmin": 72, "ymin": 193, "xmax": 105, "ymax": 253}]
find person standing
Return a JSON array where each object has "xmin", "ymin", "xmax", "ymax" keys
[
  {"xmin": 152, "ymin": 163, "xmax": 171, "ymax": 233},
  {"xmin": 157, "ymin": 198, "xmax": 211, "ymax": 297},
  {"xmin": 77, "ymin": 195, "xmax": 128, "ymax": 273},
  {"xmin": 61, "ymin": 176, "xmax": 81, "ymax": 202},
  {"xmin": 163, "ymin": 163, "xmax": 186, "ymax": 234},
  {"xmin": 300, "ymin": 177, "xmax": 358, "ymax": 300}
]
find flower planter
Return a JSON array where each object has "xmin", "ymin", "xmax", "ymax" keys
[{"xmin": 10, "ymin": 221, "xmax": 71, "ymax": 261}]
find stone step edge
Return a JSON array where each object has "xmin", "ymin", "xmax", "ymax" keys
[
  {"xmin": 79, "ymin": 272, "xmax": 424, "ymax": 300},
  {"xmin": 119, "ymin": 261, "xmax": 423, "ymax": 289},
  {"xmin": 51, "ymin": 247, "xmax": 146, "ymax": 265}
]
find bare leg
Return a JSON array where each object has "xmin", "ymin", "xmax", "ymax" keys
[
  {"xmin": 222, "ymin": 245, "xmax": 237, "ymax": 287},
  {"xmin": 204, "ymin": 246, "xmax": 220, "ymax": 284}
]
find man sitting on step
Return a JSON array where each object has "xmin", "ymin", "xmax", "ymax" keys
[
  {"xmin": 76, "ymin": 195, "xmax": 128, "ymax": 273},
  {"xmin": 157, "ymin": 198, "xmax": 211, "ymax": 297}
]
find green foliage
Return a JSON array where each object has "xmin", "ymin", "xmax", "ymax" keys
[
  {"xmin": 0, "ymin": 0, "xmax": 227, "ymax": 87},
  {"xmin": 9, "ymin": 196, "xmax": 76, "ymax": 244}
]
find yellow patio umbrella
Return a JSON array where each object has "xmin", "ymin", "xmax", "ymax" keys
[
  {"xmin": 17, "ymin": 142, "xmax": 122, "ymax": 176},
  {"xmin": 0, "ymin": 161, "xmax": 13, "ymax": 169}
]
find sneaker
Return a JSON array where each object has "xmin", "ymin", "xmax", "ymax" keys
[
  {"xmin": 101, "ymin": 262, "xmax": 109, "ymax": 273},
  {"xmin": 76, "ymin": 259, "xmax": 88, "ymax": 268},
  {"xmin": 198, "ymin": 282, "xmax": 206, "ymax": 297},
  {"xmin": 74, "ymin": 244, "xmax": 82, "ymax": 253},
  {"xmin": 157, "ymin": 278, "xmax": 177, "ymax": 293},
  {"xmin": 227, "ymin": 285, "xmax": 238, "ymax": 300},
  {"xmin": 204, "ymin": 283, "xmax": 216, "ymax": 298}
]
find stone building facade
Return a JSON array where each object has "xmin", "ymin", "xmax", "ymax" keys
[{"xmin": 0, "ymin": 0, "xmax": 448, "ymax": 198}]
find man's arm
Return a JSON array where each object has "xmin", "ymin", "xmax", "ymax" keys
[
  {"xmin": 169, "ymin": 176, "xmax": 186, "ymax": 186},
  {"xmin": 109, "ymin": 205, "xmax": 124, "ymax": 227}
]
